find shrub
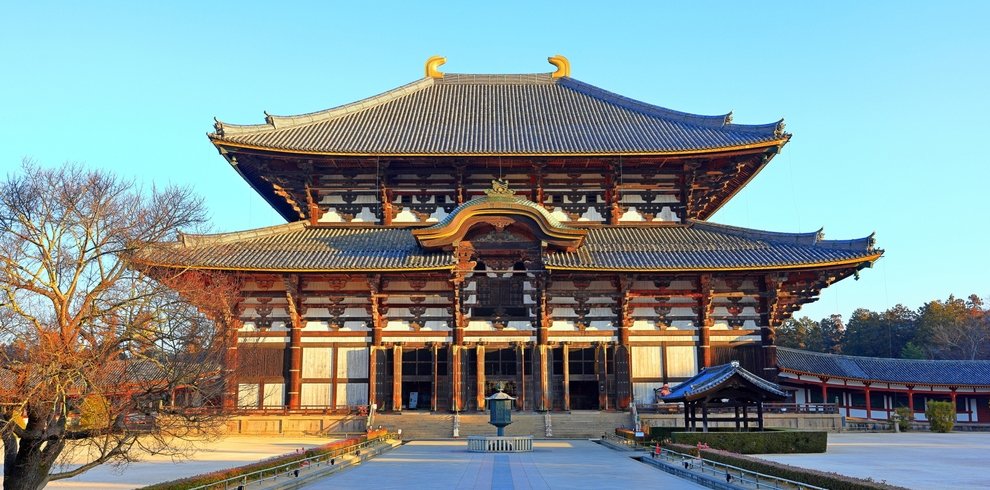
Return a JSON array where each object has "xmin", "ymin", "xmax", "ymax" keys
[
  {"xmin": 925, "ymin": 400, "xmax": 955, "ymax": 433},
  {"xmin": 666, "ymin": 443, "xmax": 907, "ymax": 489},
  {"xmin": 78, "ymin": 394, "xmax": 111, "ymax": 429},
  {"xmin": 892, "ymin": 406, "xmax": 913, "ymax": 432},
  {"xmin": 669, "ymin": 430, "xmax": 826, "ymax": 454}
]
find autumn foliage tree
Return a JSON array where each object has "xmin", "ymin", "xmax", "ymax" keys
[{"xmin": 0, "ymin": 162, "xmax": 238, "ymax": 490}]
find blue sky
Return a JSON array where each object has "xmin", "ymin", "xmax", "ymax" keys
[{"xmin": 2, "ymin": 1, "xmax": 987, "ymax": 321}]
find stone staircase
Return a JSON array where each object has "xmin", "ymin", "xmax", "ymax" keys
[{"xmin": 374, "ymin": 411, "xmax": 632, "ymax": 440}]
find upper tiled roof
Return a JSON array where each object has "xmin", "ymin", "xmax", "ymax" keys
[
  {"xmin": 662, "ymin": 361, "xmax": 787, "ymax": 402},
  {"xmin": 210, "ymin": 73, "xmax": 788, "ymax": 156},
  {"xmin": 777, "ymin": 348, "xmax": 990, "ymax": 386},
  {"xmin": 543, "ymin": 221, "xmax": 879, "ymax": 271},
  {"xmin": 136, "ymin": 219, "xmax": 878, "ymax": 273}
]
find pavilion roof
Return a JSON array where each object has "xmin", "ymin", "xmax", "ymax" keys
[
  {"xmin": 661, "ymin": 361, "xmax": 788, "ymax": 403},
  {"xmin": 210, "ymin": 73, "xmax": 788, "ymax": 156},
  {"xmin": 135, "ymin": 219, "xmax": 879, "ymax": 273},
  {"xmin": 777, "ymin": 348, "xmax": 990, "ymax": 387}
]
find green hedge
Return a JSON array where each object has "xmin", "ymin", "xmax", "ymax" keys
[
  {"xmin": 647, "ymin": 426, "xmax": 775, "ymax": 442},
  {"xmin": 670, "ymin": 430, "xmax": 826, "ymax": 454},
  {"xmin": 666, "ymin": 443, "xmax": 907, "ymax": 490},
  {"xmin": 140, "ymin": 429, "xmax": 388, "ymax": 490},
  {"xmin": 925, "ymin": 400, "xmax": 955, "ymax": 433}
]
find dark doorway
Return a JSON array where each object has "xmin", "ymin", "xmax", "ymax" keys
[
  {"xmin": 569, "ymin": 381, "xmax": 600, "ymax": 410},
  {"xmin": 401, "ymin": 380, "xmax": 432, "ymax": 410}
]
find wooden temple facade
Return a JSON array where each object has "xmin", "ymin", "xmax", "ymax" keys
[{"xmin": 140, "ymin": 56, "xmax": 882, "ymax": 414}]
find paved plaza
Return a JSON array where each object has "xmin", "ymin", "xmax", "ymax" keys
[
  {"xmin": 0, "ymin": 435, "xmax": 328, "ymax": 489},
  {"xmin": 301, "ymin": 440, "xmax": 702, "ymax": 490},
  {"xmin": 757, "ymin": 432, "xmax": 990, "ymax": 489}
]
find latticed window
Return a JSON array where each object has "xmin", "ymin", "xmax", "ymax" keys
[{"xmin": 474, "ymin": 275, "xmax": 526, "ymax": 317}]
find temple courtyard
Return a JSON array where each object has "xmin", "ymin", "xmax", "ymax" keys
[
  {"xmin": 757, "ymin": 432, "xmax": 990, "ymax": 489},
  {"xmin": 4, "ymin": 432, "xmax": 988, "ymax": 488}
]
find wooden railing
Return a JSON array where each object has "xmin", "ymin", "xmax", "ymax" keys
[{"xmin": 634, "ymin": 402, "xmax": 837, "ymax": 415}]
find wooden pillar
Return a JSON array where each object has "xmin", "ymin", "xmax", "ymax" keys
[
  {"xmin": 368, "ymin": 275, "xmax": 383, "ymax": 347},
  {"xmin": 757, "ymin": 401, "xmax": 764, "ymax": 430},
  {"xmin": 820, "ymin": 378, "xmax": 829, "ymax": 405},
  {"xmin": 864, "ymin": 383, "xmax": 872, "ymax": 420},
  {"xmin": 392, "ymin": 344, "xmax": 403, "ymax": 412},
  {"xmin": 368, "ymin": 346, "xmax": 378, "ymax": 409},
  {"xmin": 906, "ymin": 385, "xmax": 915, "ymax": 415},
  {"xmin": 698, "ymin": 275, "xmax": 713, "ymax": 369},
  {"xmin": 517, "ymin": 343, "xmax": 525, "ymax": 411},
  {"xmin": 742, "ymin": 404, "xmax": 749, "ymax": 430},
  {"xmin": 223, "ymin": 321, "xmax": 240, "ymax": 411},
  {"xmin": 432, "ymin": 343, "xmax": 439, "ymax": 412},
  {"xmin": 539, "ymin": 345, "xmax": 550, "ymax": 411},
  {"xmin": 950, "ymin": 387, "xmax": 959, "ymax": 421},
  {"xmin": 701, "ymin": 401, "xmax": 709, "ymax": 433},
  {"xmin": 476, "ymin": 344, "xmax": 486, "ymax": 411},
  {"xmin": 562, "ymin": 343, "xmax": 571, "ymax": 411},
  {"xmin": 284, "ymin": 277, "xmax": 303, "ymax": 410},
  {"xmin": 452, "ymin": 346, "xmax": 463, "ymax": 412},
  {"xmin": 597, "ymin": 343, "xmax": 608, "ymax": 411},
  {"xmin": 330, "ymin": 345, "xmax": 339, "ymax": 411}
]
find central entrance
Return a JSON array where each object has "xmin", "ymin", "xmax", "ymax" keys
[{"xmin": 568, "ymin": 347, "xmax": 600, "ymax": 410}]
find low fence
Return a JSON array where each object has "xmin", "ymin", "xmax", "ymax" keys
[
  {"xmin": 650, "ymin": 447, "xmax": 827, "ymax": 490},
  {"xmin": 467, "ymin": 435, "xmax": 533, "ymax": 452}
]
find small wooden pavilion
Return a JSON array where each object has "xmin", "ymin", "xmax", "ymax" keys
[{"xmin": 661, "ymin": 361, "xmax": 787, "ymax": 432}]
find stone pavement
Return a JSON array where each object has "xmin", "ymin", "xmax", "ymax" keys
[
  {"xmin": 757, "ymin": 432, "xmax": 990, "ymax": 489},
  {"xmin": 5, "ymin": 436, "xmax": 330, "ymax": 489},
  {"xmin": 301, "ymin": 439, "xmax": 704, "ymax": 489}
]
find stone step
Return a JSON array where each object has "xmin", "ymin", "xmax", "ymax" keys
[{"xmin": 373, "ymin": 411, "xmax": 632, "ymax": 440}]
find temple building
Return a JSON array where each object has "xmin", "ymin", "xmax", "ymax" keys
[{"xmin": 139, "ymin": 56, "xmax": 882, "ymax": 414}]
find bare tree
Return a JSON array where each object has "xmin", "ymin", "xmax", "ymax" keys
[{"xmin": 0, "ymin": 161, "xmax": 237, "ymax": 490}]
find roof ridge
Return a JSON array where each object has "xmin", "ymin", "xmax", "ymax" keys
[
  {"xmin": 212, "ymin": 78, "xmax": 436, "ymax": 137},
  {"xmin": 691, "ymin": 220, "xmax": 877, "ymax": 251},
  {"xmin": 178, "ymin": 220, "xmax": 308, "ymax": 247},
  {"xmin": 558, "ymin": 77, "xmax": 785, "ymax": 132}
]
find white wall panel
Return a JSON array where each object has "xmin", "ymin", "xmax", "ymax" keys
[
  {"xmin": 336, "ymin": 347, "xmax": 369, "ymax": 378},
  {"xmin": 633, "ymin": 382, "xmax": 663, "ymax": 405},
  {"xmin": 631, "ymin": 346, "xmax": 662, "ymax": 378},
  {"xmin": 237, "ymin": 383, "xmax": 259, "ymax": 408},
  {"xmin": 666, "ymin": 346, "xmax": 698, "ymax": 378},
  {"xmin": 261, "ymin": 383, "xmax": 284, "ymax": 408},
  {"xmin": 302, "ymin": 347, "xmax": 332, "ymax": 378},
  {"xmin": 336, "ymin": 383, "xmax": 369, "ymax": 406},
  {"xmin": 300, "ymin": 383, "xmax": 331, "ymax": 407}
]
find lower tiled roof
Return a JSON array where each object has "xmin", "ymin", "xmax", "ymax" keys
[
  {"xmin": 140, "ymin": 222, "xmax": 455, "ymax": 272},
  {"xmin": 777, "ymin": 348, "xmax": 990, "ymax": 386},
  {"xmin": 662, "ymin": 361, "xmax": 787, "ymax": 402},
  {"xmin": 138, "ymin": 220, "xmax": 878, "ymax": 272},
  {"xmin": 543, "ymin": 221, "xmax": 879, "ymax": 270}
]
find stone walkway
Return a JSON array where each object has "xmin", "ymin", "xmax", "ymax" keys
[
  {"xmin": 2, "ymin": 436, "xmax": 330, "ymax": 489},
  {"xmin": 301, "ymin": 440, "xmax": 703, "ymax": 489},
  {"xmin": 757, "ymin": 432, "xmax": 990, "ymax": 489}
]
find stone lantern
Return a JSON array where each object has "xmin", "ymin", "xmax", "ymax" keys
[{"xmin": 486, "ymin": 388, "xmax": 515, "ymax": 436}]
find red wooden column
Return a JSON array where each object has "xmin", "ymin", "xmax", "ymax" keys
[
  {"xmin": 819, "ymin": 377, "xmax": 830, "ymax": 405},
  {"xmin": 452, "ymin": 346, "xmax": 463, "ymax": 412},
  {"xmin": 950, "ymin": 387, "xmax": 960, "ymax": 421},
  {"xmin": 562, "ymin": 343, "xmax": 571, "ymax": 411},
  {"xmin": 392, "ymin": 344, "xmax": 403, "ymax": 412},
  {"xmin": 431, "ymin": 342, "xmax": 439, "ymax": 412},
  {"xmin": 284, "ymin": 277, "xmax": 303, "ymax": 410},
  {"xmin": 476, "ymin": 344, "xmax": 486, "ymax": 410},
  {"xmin": 906, "ymin": 385, "xmax": 915, "ymax": 415},
  {"xmin": 697, "ymin": 274, "xmax": 714, "ymax": 369},
  {"xmin": 451, "ymin": 244, "xmax": 473, "ymax": 412},
  {"xmin": 864, "ymin": 382, "xmax": 873, "ymax": 419},
  {"xmin": 368, "ymin": 275, "xmax": 383, "ymax": 409},
  {"xmin": 538, "ymin": 277, "xmax": 552, "ymax": 411},
  {"xmin": 223, "ymin": 320, "xmax": 241, "ymax": 411},
  {"xmin": 597, "ymin": 342, "xmax": 608, "ymax": 411},
  {"xmin": 516, "ymin": 342, "xmax": 526, "ymax": 411}
]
